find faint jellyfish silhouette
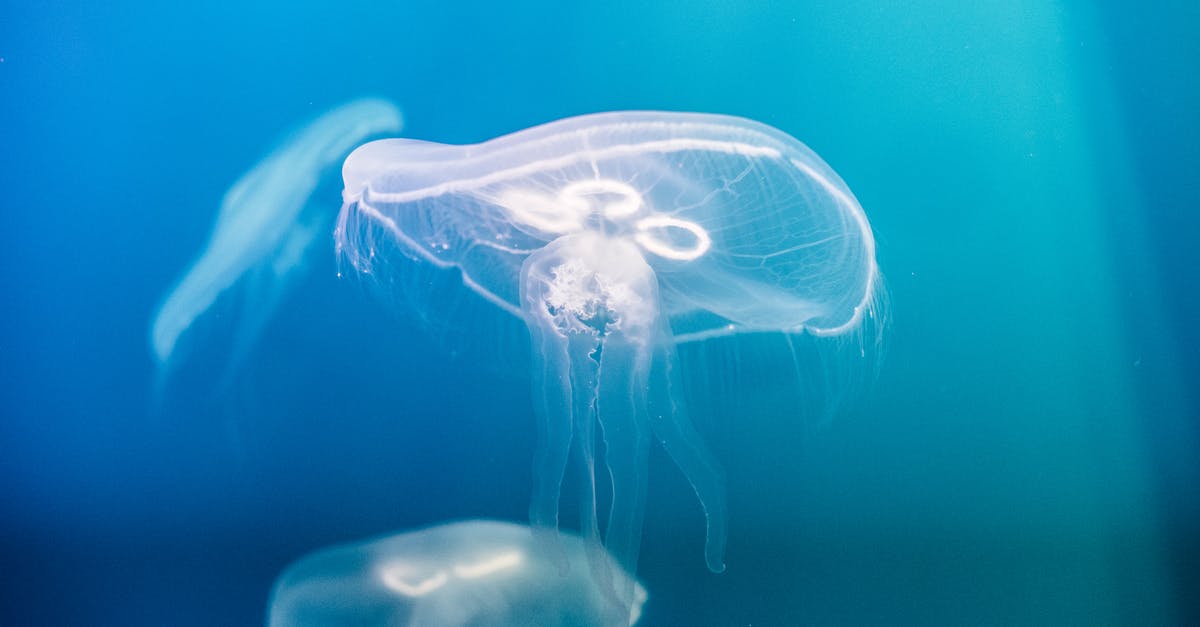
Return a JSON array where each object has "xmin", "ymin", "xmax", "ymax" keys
[
  {"xmin": 150, "ymin": 98, "xmax": 403, "ymax": 388},
  {"xmin": 335, "ymin": 112, "xmax": 882, "ymax": 580},
  {"xmin": 267, "ymin": 520, "xmax": 648, "ymax": 627}
]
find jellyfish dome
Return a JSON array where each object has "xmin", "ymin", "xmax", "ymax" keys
[
  {"xmin": 335, "ymin": 111, "xmax": 881, "ymax": 576},
  {"xmin": 150, "ymin": 98, "xmax": 403, "ymax": 380},
  {"xmin": 267, "ymin": 520, "xmax": 648, "ymax": 627}
]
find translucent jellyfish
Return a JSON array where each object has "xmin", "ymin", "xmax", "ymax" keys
[
  {"xmin": 267, "ymin": 520, "xmax": 648, "ymax": 627},
  {"xmin": 150, "ymin": 98, "xmax": 403, "ymax": 381},
  {"xmin": 335, "ymin": 112, "xmax": 881, "ymax": 577}
]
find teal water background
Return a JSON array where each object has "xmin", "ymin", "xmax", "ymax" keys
[{"xmin": 1, "ymin": 1, "xmax": 1197, "ymax": 625}]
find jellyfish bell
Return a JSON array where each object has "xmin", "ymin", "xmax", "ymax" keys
[
  {"xmin": 149, "ymin": 98, "xmax": 403, "ymax": 394},
  {"xmin": 336, "ymin": 111, "xmax": 882, "ymax": 576},
  {"xmin": 267, "ymin": 520, "xmax": 648, "ymax": 627}
]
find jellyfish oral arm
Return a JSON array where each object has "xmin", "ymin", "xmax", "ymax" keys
[
  {"xmin": 644, "ymin": 336, "xmax": 728, "ymax": 573},
  {"xmin": 594, "ymin": 331, "xmax": 650, "ymax": 575},
  {"xmin": 522, "ymin": 252, "xmax": 596, "ymax": 577},
  {"xmin": 519, "ymin": 232, "xmax": 728, "ymax": 578}
]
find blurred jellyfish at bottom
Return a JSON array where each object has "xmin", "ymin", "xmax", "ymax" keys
[
  {"xmin": 267, "ymin": 520, "xmax": 648, "ymax": 627},
  {"xmin": 149, "ymin": 98, "xmax": 403, "ymax": 388}
]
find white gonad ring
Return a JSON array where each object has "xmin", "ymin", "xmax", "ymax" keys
[
  {"xmin": 558, "ymin": 179, "xmax": 643, "ymax": 219},
  {"xmin": 633, "ymin": 215, "xmax": 712, "ymax": 261}
]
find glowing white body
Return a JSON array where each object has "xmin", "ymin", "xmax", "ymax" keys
[{"xmin": 336, "ymin": 111, "xmax": 880, "ymax": 577}]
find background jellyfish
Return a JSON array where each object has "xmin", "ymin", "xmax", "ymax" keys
[
  {"xmin": 150, "ymin": 98, "xmax": 403, "ymax": 388},
  {"xmin": 267, "ymin": 520, "xmax": 647, "ymax": 627},
  {"xmin": 335, "ymin": 112, "xmax": 881, "ymax": 579}
]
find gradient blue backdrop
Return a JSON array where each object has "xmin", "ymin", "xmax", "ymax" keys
[{"xmin": 1, "ymin": 1, "xmax": 1197, "ymax": 625}]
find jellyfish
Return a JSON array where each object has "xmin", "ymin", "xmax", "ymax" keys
[
  {"xmin": 335, "ymin": 112, "xmax": 881, "ymax": 578},
  {"xmin": 150, "ymin": 98, "xmax": 403, "ymax": 384},
  {"xmin": 267, "ymin": 520, "xmax": 648, "ymax": 627}
]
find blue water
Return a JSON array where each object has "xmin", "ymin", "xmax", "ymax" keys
[{"xmin": 2, "ymin": 1, "xmax": 1197, "ymax": 625}]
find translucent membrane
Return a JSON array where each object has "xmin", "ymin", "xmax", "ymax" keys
[{"xmin": 336, "ymin": 111, "xmax": 880, "ymax": 578}]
